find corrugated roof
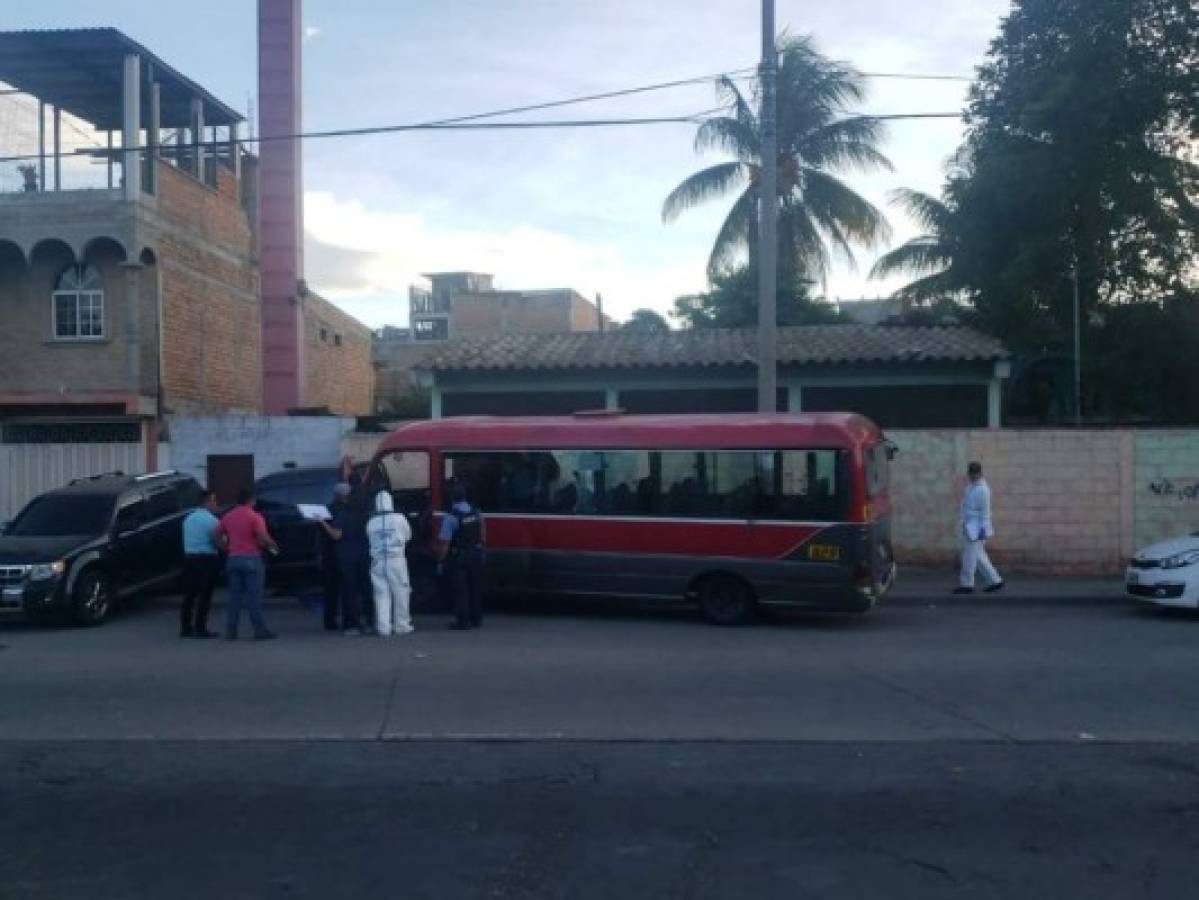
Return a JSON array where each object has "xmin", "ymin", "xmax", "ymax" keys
[
  {"xmin": 0, "ymin": 28, "xmax": 242, "ymax": 130},
  {"xmin": 418, "ymin": 325, "xmax": 1009, "ymax": 374}
]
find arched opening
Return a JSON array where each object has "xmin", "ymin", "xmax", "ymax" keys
[
  {"xmin": 52, "ymin": 263, "xmax": 106, "ymax": 341},
  {"xmin": 28, "ymin": 238, "xmax": 76, "ymax": 270},
  {"xmin": 139, "ymin": 246, "xmax": 158, "ymax": 267},
  {"xmin": 0, "ymin": 240, "xmax": 25, "ymax": 280},
  {"xmin": 81, "ymin": 236, "xmax": 129, "ymax": 266}
]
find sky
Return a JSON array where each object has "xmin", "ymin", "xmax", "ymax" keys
[{"xmin": 6, "ymin": 1, "xmax": 1012, "ymax": 328}]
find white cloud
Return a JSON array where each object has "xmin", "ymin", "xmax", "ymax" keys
[
  {"xmin": 303, "ymin": 26, "xmax": 322, "ymax": 42},
  {"xmin": 303, "ymin": 191, "xmax": 708, "ymax": 328}
]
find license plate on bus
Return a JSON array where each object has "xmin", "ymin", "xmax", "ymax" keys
[{"xmin": 807, "ymin": 544, "xmax": 841, "ymax": 562}]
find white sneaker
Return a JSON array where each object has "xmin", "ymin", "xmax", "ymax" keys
[{"xmin": 395, "ymin": 625, "xmax": 415, "ymax": 635}]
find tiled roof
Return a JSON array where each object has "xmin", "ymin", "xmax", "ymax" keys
[{"xmin": 418, "ymin": 325, "xmax": 1008, "ymax": 374}]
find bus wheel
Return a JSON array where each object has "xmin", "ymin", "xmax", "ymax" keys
[{"xmin": 697, "ymin": 575, "xmax": 756, "ymax": 626}]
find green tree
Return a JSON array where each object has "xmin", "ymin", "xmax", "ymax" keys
[
  {"xmin": 662, "ymin": 35, "xmax": 892, "ymax": 283},
  {"xmin": 948, "ymin": 0, "xmax": 1199, "ymax": 351},
  {"xmin": 622, "ymin": 308, "xmax": 672, "ymax": 334},
  {"xmin": 672, "ymin": 265, "xmax": 847, "ymax": 328}
]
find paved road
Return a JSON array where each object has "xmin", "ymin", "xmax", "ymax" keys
[{"xmin": 3, "ymin": 589, "xmax": 1198, "ymax": 898}]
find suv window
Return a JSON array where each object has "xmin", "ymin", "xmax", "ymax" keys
[
  {"xmin": 290, "ymin": 480, "xmax": 337, "ymax": 506},
  {"xmin": 145, "ymin": 488, "xmax": 179, "ymax": 521},
  {"xmin": 114, "ymin": 498, "xmax": 147, "ymax": 534},
  {"xmin": 8, "ymin": 494, "xmax": 115, "ymax": 537}
]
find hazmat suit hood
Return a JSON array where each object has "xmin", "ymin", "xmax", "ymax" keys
[{"xmin": 374, "ymin": 491, "xmax": 395, "ymax": 514}]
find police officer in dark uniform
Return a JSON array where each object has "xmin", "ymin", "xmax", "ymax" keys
[{"xmin": 437, "ymin": 483, "xmax": 485, "ymax": 630}]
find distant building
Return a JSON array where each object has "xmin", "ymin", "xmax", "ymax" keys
[
  {"xmin": 416, "ymin": 325, "xmax": 1012, "ymax": 428},
  {"xmin": 375, "ymin": 271, "xmax": 612, "ymax": 412},
  {"xmin": 408, "ymin": 271, "xmax": 612, "ymax": 342},
  {"xmin": 836, "ymin": 298, "xmax": 903, "ymax": 325}
]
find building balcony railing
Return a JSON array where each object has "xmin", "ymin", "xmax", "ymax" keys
[{"xmin": 409, "ymin": 289, "xmax": 452, "ymax": 316}]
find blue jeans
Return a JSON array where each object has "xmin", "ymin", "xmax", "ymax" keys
[{"xmin": 226, "ymin": 556, "xmax": 269, "ymax": 637}]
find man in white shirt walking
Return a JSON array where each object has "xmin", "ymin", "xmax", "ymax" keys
[{"xmin": 955, "ymin": 461, "xmax": 1004, "ymax": 595}]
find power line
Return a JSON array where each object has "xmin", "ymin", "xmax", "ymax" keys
[
  {"xmin": 421, "ymin": 67, "xmax": 760, "ymax": 126},
  {"xmin": 0, "ymin": 109, "xmax": 967, "ymax": 166},
  {"xmin": 0, "ymin": 113, "xmax": 714, "ymax": 165},
  {"xmin": 861, "ymin": 71, "xmax": 973, "ymax": 82}
]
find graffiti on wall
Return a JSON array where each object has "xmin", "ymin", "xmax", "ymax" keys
[{"xmin": 1149, "ymin": 478, "xmax": 1199, "ymax": 502}]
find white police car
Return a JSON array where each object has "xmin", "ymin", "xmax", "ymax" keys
[{"xmin": 1126, "ymin": 532, "xmax": 1199, "ymax": 609}]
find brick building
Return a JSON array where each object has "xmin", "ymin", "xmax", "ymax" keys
[{"xmin": 0, "ymin": 29, "xmax": 371, "ymax": 457}]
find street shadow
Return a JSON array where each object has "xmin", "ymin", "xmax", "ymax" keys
[{"xmin": 1124, "ymin": 604, "xmax": 1199, "ymax": 623}]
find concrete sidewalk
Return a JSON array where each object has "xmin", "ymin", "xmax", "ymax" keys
[{"xmin": 889, "ymin": 566, "xmax": 1124, "ymax": 607}]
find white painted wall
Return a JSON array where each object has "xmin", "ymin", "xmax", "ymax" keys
[
  {"xmin": 0, "ymin": 443, "xmax": 149, "ymax": 521},
  {"xmin": 167, "ymin": 415, "xmax": 356, "ymax": 486}
]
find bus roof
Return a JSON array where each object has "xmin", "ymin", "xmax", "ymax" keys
[{"xmin": 377, "ymin": 413, "xmax": 883, "ymax": 453}]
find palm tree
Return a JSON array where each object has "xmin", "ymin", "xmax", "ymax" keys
[
  {"xmin": 662, "ymin": 35, "xmax": 892, "ymax": 283},
  {"xmin": 869, "ymin": 189, "xmax": 960, "ymax": 305}
]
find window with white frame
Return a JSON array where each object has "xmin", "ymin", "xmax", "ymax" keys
[{"xmin": 52, "ymin": 264, "xmax": 105, "ymax": 340}]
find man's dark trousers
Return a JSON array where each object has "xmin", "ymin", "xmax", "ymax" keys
[
  {"xmin": 180, "ymin": 554, "xmax": 221, "ymax": 635},
  {"xmin": 448, "ymin": 548, "xmax": 484, "ymax": 628},
  {"xmin": 338, "ymin": 556, "xmax": 372, "ymax": 630}
]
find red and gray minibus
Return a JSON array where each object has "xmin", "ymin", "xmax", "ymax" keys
[{"xmin": 368, "ymin": 412, "xmax": 896, "ymax": 624}]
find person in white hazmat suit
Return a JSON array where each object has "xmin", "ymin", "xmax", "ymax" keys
[{"xmin": 367, "ymin": 491, "xmax": 414, "ymax": 635}]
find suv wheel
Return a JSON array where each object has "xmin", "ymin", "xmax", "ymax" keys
[{"xmin": 73, "ymin": 569, "xmax": 113, "ymax": 627}]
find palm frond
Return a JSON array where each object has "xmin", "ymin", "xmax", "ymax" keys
[
  {"xmin": 798, "ymin": 117, "xmax": 893, "ymax": 174},
  {"xmin": 870, "ymin": 238, "xmax": 952, "ymax": 280},
  {"xmin": 695, "ymin": 115, "xmax": 758, "ymax": 160},
  {"xmin": 887, "ymin": 189, "xmax": 954, "ymax": 234},
  {"xmin": 662, "ymin": 162, "xmax": 748, "ymax": 223},
  {"xmin": 800, "ymin": 168, "xmax": 892, "ymax": 249},
  {"xmin": 706, "ymin": 187, "xmax": 757, "ymax": 280}
]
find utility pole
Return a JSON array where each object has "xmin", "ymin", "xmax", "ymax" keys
[
  {"xmin": 1071, "ymin": 254, "xmax": 1082, "ymax": 423},
  {"xmin": 756, "ymin": 0, "xmax": 778, "ymax": 413}
]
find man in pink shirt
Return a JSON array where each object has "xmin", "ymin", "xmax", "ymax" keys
[{"xmin": 215, "ymin": 487, "xmax": 280, "ymax": 640}]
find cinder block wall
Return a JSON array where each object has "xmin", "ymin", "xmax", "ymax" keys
[
  {"xmin": 890, "ymin": 430, "xmax": 1198, "ymax": 576},
  {"xmin": 167, "ymin": 415, "xmax": 355, "ymax": 486},
  {"xmin": 1134, "ymin": 432, "xmax": 1199, "ymax": 550}
]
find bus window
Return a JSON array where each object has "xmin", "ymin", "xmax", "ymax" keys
[
  {"xmin": 657, "ymin": 451, "xmax": 758, "ymax": 519},
  {"xmin": 758, "ymin": 450, "xmax": 844, "ymax": 521},
  {"xmin": 376, "ymin": 450, "xmax": 431, "ymax": 515}
]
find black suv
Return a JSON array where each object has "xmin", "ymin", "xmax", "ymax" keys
[
  {"xmin": 254, "ymin": 466, "xmax": 354, "ymax": 582},
  {"xmin": 0, "ymin": 471, "xmax": 204, "ymax": 626}
]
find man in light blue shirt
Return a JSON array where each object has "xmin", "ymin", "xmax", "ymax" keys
[
  {"xmin": 956, "ymin": 462, "xmax": 1004, "ymax": 594},
  {"xmin": 180, "ymin": 489, "xmax": 222, "ymax": 637}
]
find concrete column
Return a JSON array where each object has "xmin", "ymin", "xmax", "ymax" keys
[
  {"xmin": 190, "ymin": 97, "xmax": 205, "ymax": 181},
  {"xmin": 148, "ymin": 80, "xmax": 161, "ymax": 194},
  {"xmin": 988, "ymin": 360, "xmax": 1011, "ymax": 429},
  {"xmin": 430, "ymin": 386, "xmax": 443, "ymax": 420},
  {"xmin": 987, "ymin": 379, "xmax": 1002, "ymax": 429},
  {"xmin": 122, "ymin": 263, "xmax": 143, "ymax": 391},
  {"xmin": 52, "ymin": 106, "xmax": 61, "ymax": 191},
  {"xmin": 37, "ymin": 101, "xmax": 46, "ymax": 191},
  {"xmin": 122, "ymin": 53, "xmax": 141, "ymax": 201},
  {"xmin": 230, "ymin": 121, "xmax": 242, "ymax": 185},
  {"xmin": 604, "ymin": 387, "xmax": 620, "ymax": 411},
  {"xmin": 786, "ymin": 384, "xmax": 803, "ymax": 414}
]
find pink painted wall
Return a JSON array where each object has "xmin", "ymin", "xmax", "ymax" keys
[{"xmin": 258, "ymin": 0, "xmax": 304, "ymax": 413}]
